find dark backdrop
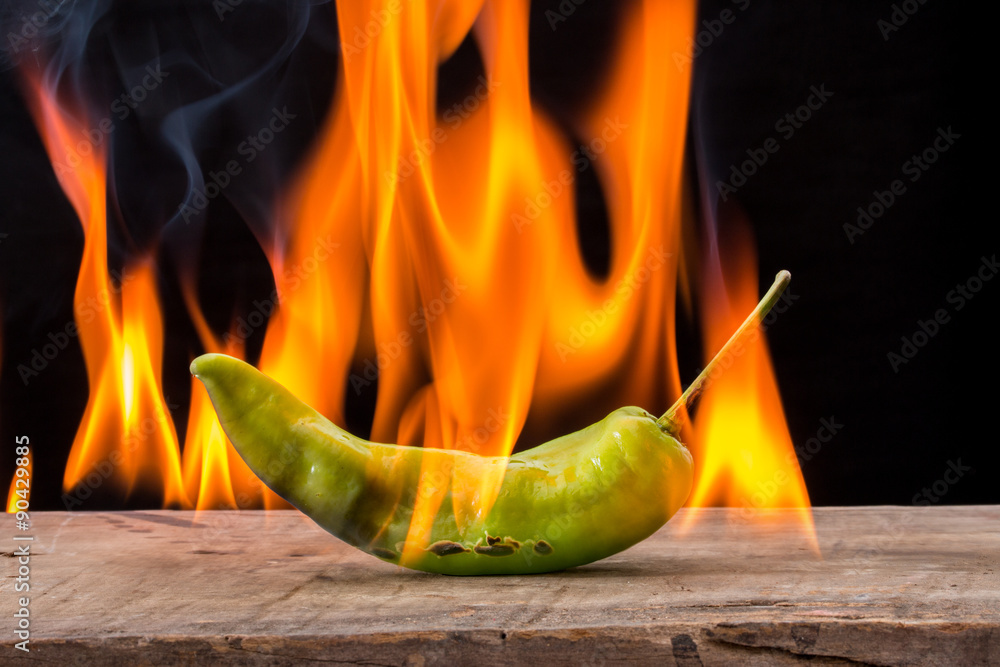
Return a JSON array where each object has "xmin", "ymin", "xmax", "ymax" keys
[{"xmin": 0, "ymin": 0, "xmax": 987, "ymax": 509}]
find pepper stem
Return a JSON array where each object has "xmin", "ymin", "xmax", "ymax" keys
[{"xmin": 657, "ymin": 270, "xmax": 791, "ymax": 436}]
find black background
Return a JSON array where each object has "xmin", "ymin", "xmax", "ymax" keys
[{"xmin": 0, "ymin": 0, "xmax": 988, "ymax": 509}]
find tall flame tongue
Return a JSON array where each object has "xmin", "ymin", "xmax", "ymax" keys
[
  {"xmin": 24, "ymin": 74, "xmax": 188, "ymax": 508},
  {"xmin": 181, "ymin": 284, "xmax": 285, "ymax": 511},
  {"xmin": 683, "ymin": 216, "xmax": 816, "ymax": 548}
]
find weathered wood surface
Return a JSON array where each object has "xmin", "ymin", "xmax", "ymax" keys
[{"xmin": 2, "ymin": 506, "xmax": 997, "ymax": 665}]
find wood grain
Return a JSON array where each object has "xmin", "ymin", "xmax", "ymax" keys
[{"xmin": 2, "ymin": 506, "xmax": 997, "ymax": 665}]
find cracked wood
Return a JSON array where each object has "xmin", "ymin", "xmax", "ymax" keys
[{"xmin": 1, "ymin": 506, "xmax": 997, "ymax": 665}]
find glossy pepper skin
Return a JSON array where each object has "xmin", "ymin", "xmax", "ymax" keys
[{"xmin": 191, "ymin": 353, "xmax": 693, "ymax": 575}]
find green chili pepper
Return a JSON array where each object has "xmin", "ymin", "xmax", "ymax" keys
[{"xmin": 191, "ymin": 271, "xmax": 790, "ymax": 575}]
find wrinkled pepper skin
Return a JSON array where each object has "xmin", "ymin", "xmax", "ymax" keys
[{"xmin": 191, "ymin": 353, "xmax": 693, "ymax": 575}]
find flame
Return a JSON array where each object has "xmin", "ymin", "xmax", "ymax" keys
[
  {"xmin": 14, "ymin": 0, "xmax": 812, "ymax": 546},
  {"xmin": 0, "ymin": 312, "xmax": 5, "ymax": 512},
  {"xmin": 180, "ymin": 283, "xmax": 285, "ymax": 510},
  {"xmin": 5, "ymin": 457, "xmax": 31, "ymax": 515},
  {"xmin": 253, "ymin": 0, "xmax": 699, "ymax": 559},
  {"xmin": 23, "ymin": 73, "xmax": 188, "ymax": 508},
  {"xmin": 64, "ymin": 258, "xmax": 188, "ymax": 506},
  {"xmin": 682, "ymin": 219, "xmax": 816, "ymax": 548}
]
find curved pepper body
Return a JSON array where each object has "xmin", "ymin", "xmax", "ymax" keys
[{"xmin": 191, "ymin": 353, "xmax": 693, "ymax": 574}]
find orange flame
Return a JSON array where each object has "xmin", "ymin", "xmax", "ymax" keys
[
  {"xmin": 682, "ymin": 219, "xmax": 816, "ymax": 548},
  {"xmin": 254, "ymin": 0, "xmax": 702, "ymax": 557},
  {"xmin": 24, "ymin": 73, "xmax": 188, "ymax": 508},
  {"xmin": 5, "ymin": 457, "xmax": 31, "ymax": 515},
  {"xmin": 180, "ymin": 283, "xmax": 285, "ymax": 510},
  {"xmin": 13, "ymin": 0, "xmax": 812, "ymax": 546}
]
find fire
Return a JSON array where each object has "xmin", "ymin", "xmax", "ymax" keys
[
  {"xmin": 62, "ymin": 253, "xmax": 188, "ymax": 507},
  {"xmin": 5, "ymin": 458, "xmax": 31, "ymax": 515},
  {"xmin": 23, "ymin": 73, "xmax": 187, "ymax": 508},
  {"xmin": 681, "ymin": 217, "xmax": 816, "ymax": 548},
  {"xmin": 9, "ymin": 0, "xmax": 814, "ymax": 551},
  {"xmin": 181, "ymin": 377, "xmax": 238, "ymax": 511},
  {"xmin": 255, "ymin": 0, "xmax": 699, "ymax": 556},
  {"xmin": 180, "ymin": 284, "xmax": 286, "ymax": 510}
]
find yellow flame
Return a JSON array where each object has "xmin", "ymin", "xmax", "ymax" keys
[
  {"xmin": 257, "ymin": 0, "xmax": 703, "ymax": 559},
  {"xmin": 16, "ymin": 0, "xmax": 813, "ymax": 544},
  {"xmin": 24, "ymin": 74, "xmax": 188, "ymax": 508},
  {"xmin": 681, "ymin": 222, "xmax": 817, "ymax": 550},
  {"xmin": 179, "ymin": 281, "xmax": 286, "ymax": 510}
]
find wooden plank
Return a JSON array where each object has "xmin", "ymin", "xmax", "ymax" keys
[{"xmin": 2, "ymin": 506, "xmax": 997, "ymax": 665}]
